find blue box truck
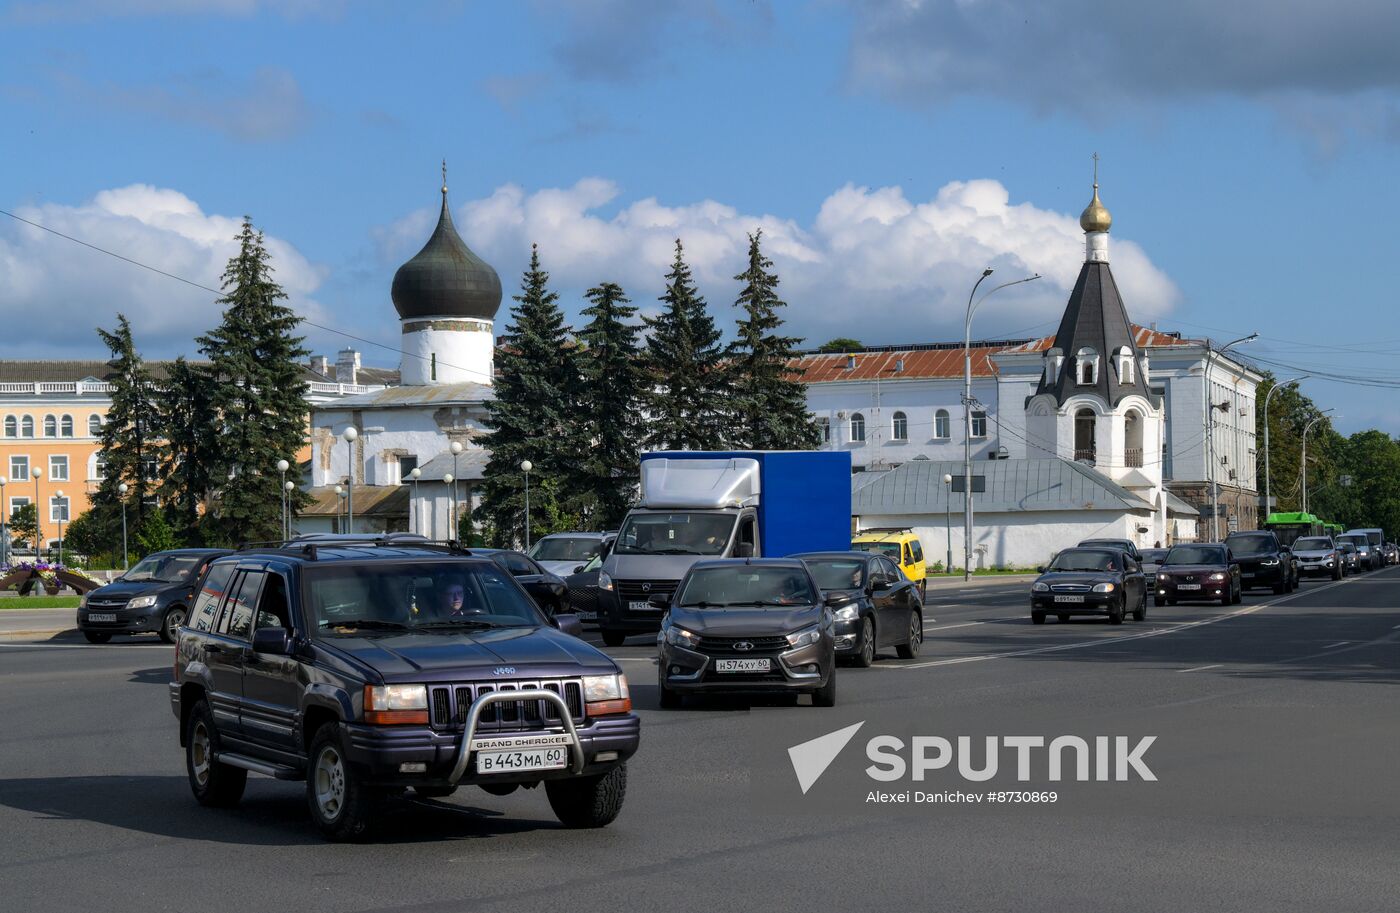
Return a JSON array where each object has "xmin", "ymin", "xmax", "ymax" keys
[{"xmin": 595, "ymin": 451, "xmax": 852, "ymax": 646}]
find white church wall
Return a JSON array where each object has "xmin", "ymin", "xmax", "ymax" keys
[
  {"xmin": 310, "ymin": 406, "xmax": 490, "ymax": 488},
  {"xmin": 400, "ymin": 319, "xmax": 495, "ymax": 386}
]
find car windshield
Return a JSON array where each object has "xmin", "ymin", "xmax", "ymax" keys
[
  {"xmin": 852, "ymin": 541, "xmax": 903, "ymax": 561},
  {"xmin": 1141, "ymin": 549, "xmax": 1170, "ymax": 564},
  {"xmin": 1294, "ymin": 538, "xmax": 1332, "ymax": 551},
  {"xmin": 1337, "ymin": 535, "xmax": 1366, "ymax": 548},
  {"xmin": 677, "ymin": 566, "xmax": 817, "ymax": 607},
  {"xmin": 1165, "ymin": 546, "xmax": 1226, "ymax": 565},
  {"xmin": 803, "ymin": 558, "xmax": 866, "ymax": 591},
  {"xmin": 1047, "ymin": 550, "xmax": 1119, "ymax": 573},
  {"xmin": 614, "ymin": 513, "xmax": 736, "ymax": 556},
  {"xmin": 1226, "ymin": 535, "xmax": 1275, "ymax": 556},
  {"xmin": 1338, "ymin": 543, "xmax": 1356, "ymax": 553},
  {"xmin": 530, "ymin": 536, "xmax": 601, "ymax": 561},
  {"xmin": 122, "ymin": 553, "xmax": 205, "ymax": 583},
  {"xmin": 305, "ymin": 561, "xmax": 544, "ymax": 635}
]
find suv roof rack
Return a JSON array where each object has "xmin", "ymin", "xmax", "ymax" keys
[{"xmin": 234, "ymin": 534, "xmax": 474, "ymax": 561}]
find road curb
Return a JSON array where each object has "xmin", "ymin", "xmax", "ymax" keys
[{"xmin": 0, "ymin": 627, "xmax": 76, "ymax": 638}]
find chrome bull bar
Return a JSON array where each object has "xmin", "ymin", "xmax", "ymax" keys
[{"xmin": 447, "ymin": 688, "xmax": 585, "ymax": 785}]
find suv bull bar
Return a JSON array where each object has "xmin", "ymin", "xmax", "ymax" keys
[{"xmin": 447, "ymin": 688, "xmax": 586, "ymax": 785}]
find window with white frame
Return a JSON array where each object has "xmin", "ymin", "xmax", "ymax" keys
[
  {"xmin": 1115, "ymin": 346, "xmax": 1135, "ymax": 385},
  {"xmin": 50, "ymin": 495, "xmax": 70, "ymax": 523},
  {"xmin": 3, "ymin": 416, "xmax": 15, "ymax": 438},
  {"xmin": 934, "ymin": 409, "xmax": 951, "ymax": 440},
  {"xmin": 43, "ymin": 414, "xmax": 57, "ymax": 437},
  {"xmin": 60, "ymin": 414, "xmax": 74, "ymax": 437},
  {"xmin": 88, "ymin": 414, "xmax": 103, "ymax": 437},
  {"xmin": 815, "ymin": 417, "xmax": 831, "ymax": 443},
  {"xmin": 970, "ymin": 411, "xmax": 988, "ymax": 438},
  {"xmin": 90, "ymin": 454, "xmax": 106, "ymax": 481},
  {"xmin": 850, "ymin": 413, "xmax": 866, "ymax": 443},
  {"xmin": 20, "ymin": 415, "xmax": 34, "ymax": 438},
  {"xmin": 49, "ymin": 455, "xmax": 69, "ymax": 481},
  {"xmin": 10, "ymin": 496, "xmax": 31, "ymax": 517},
  {"xmin": 9, "ymin": 455, "xmax": 29, "ymax": 480},
  {"xmin": 1076, "ymin": 347, "xmax": 1099, "ymax": 385},
  {"xmin": 892, "ymin": 411, "xmax": 908, "ymax": 441}
]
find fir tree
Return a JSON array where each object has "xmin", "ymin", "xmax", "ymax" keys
[
  {"xmin": 93, "ymin": 314, "xmax": 157, "ymax": 534},
  {"xmin": 480, "ymin": 245, "xmax": 583, "ymax": 546},
  {"xmin": 577, "ymin": 281, "xmax": 644, "ymax": 526},
  {"xmin": 727, "ymin": 230, "xmax": 821, "ymax": 450},
  {"xmin": 197, "ymin": 217, "xmax": 311, "ymax": 545},
  {"xmin": 156, "ymin": 357, "xmax": 220, "ymax": 544},
  {"xmin": 642, "ymin": 239, "xmax": 729, "ymax": 450}
]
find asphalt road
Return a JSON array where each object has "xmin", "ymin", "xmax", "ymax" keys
[{"xmin": 2, "ymin": 568, "xmax": 1397, "ymax": 912}]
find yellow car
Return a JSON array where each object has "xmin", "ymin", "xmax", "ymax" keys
[{"xmin": 852, "ymin": 529, "xmax": 928, "ymax": 598}]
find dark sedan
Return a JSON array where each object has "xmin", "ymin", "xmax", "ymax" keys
[
  {"xmin": 1153, "ymin": 544, "xmax": 1241, "ymax": 607},
  {"xmin": 656, "ymin": 559, "xmax": 837, "ymax": 708},
  {"xmin": 77, "ymin": 548, "xmax": 231, "ymax": 644},
  {"xmin": 792, "ymin": 551, "xmax": 923, "ymax": 666},
  {"xmin": 1031, "ymin": 548, "xmax": 1148, "ymax": 625},
  {"xmin": 472, "ymin": 548, "xmax": 571, "ymax": 617}
]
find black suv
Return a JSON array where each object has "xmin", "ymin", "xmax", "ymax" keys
[
  {"xmin": 78, "ymin": 548, "xmax": 231, "ymax": 643},
  {"xmin": 170, "ymin": 537, "xmax": 640, "ymax": 840},
  {"xmin": 1224, "ymin": 530, "xmax": 1297, "ymax": 595}
]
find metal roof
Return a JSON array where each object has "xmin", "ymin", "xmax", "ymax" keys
[
  {"xmin": 851, "ymin": 458, "xmax": 1154, "ymax": 516},
  {"xmin": 316, "ymin": 381, "xmax": 494, "ymax": 410},
  {"xmin": 1164, "ymin": 491, "xmax": 1201, "ymax": 517},
  {"xmin": 416, "ymin": 447, "xmax": 491, "ymax": 481}
]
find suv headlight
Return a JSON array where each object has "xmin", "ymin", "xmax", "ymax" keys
[
  {"xmin": 1260, "ymin": 558, "xmax": 1279, "ymax": 566},
  {"xmin": 786, "ymin": 625, "xmax": 823, "ymax": 649},
  {"xmin": 582, "ymin": 673, "xmax": 631, "ymax": 715},
  {"xmin": 598, "ymin": 571, "xmax": 614, "ymax": 592},
  {"xmin": 127, "ymin": 594, "xmax": 158, "ymax": 609},
  {"xmin": 1208, "ymin": 572, "xmax": 1226, "ymax": 582},
  {"xmin": 363, "ymin": 684, "xmax": 428, "ymax": 725},
  {"xmin": 1091, "ymin": 582, "xmax": 1116, "ymax": 593},
  {"xmin": 664, "ymin": 625, "xmax": 700, "ymax": 649},
  {"xmin": 1032, "ymin": 581, "xmax": 1050, "ymax": 592}
]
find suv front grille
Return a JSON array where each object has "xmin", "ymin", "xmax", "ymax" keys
[
  {"xmin": 428, "ymin": 679, "xmax": 584, "ymax": 732},
  {"xmin": 696, "ymin": 634, "xmax": 791, "ymax": 654}
]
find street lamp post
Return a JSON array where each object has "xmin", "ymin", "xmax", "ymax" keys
[
  {"xmin": 283, "ymin": 481, "xmax": 295, "ymax": 538},
  {"xmin": 0, "ymin": 475, "xmax": 8, "ymax": 567},
  {"xmin": 118, "ymin": 482, "xmax": 129, "ymax": 569},
  {"xmin": 1300, "ymin": 410, "xmax": 1334, "ymax": 515},
  {"xmin": 342, "ymin": 427, "xmax": 358, "ymax": 534},
  {"xmin": 962, "ymin": 269, "xmax": 1041, "ymax": 580},
  {"xmin": 520, "ymin": 460, "xmax": 533, "ymax": 550},
  {"xmin": 441, "ymin": 474, "xmax": 453, "ymax": 540},
  {"xmin": 334, "ymin": 485, "xmax": 346, "ymax": 532},
  {"xmin": 942, "ymin": 473, "xmax": 953, "ymax": 574},
  {"xmin": 1262, "ymin": 377, "xmax": 1306, "ymax": 516},
  {"xmin": 450, "ymin": 442, "xmax": 463, "ymax": 539},
  {"xmin": 31, "ymin": 466, "xmax": 43, "ymax": 559},
  {"xmin": 1205, "ymin": 334, "xmax": 1257, "ymax": 540},
  {"xmin": 55, "ymin": 490, "xmax": 64, "ymax": 566},
  {"xmin": 277, "ymin": 459, "xmax": 291, "ymax": 540},
  {"xmin": 408, "ymin": 467, "xmax": 421, "ymax": 534}
]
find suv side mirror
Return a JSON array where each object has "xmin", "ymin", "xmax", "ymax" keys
[
  {"xmin": 573, "ymin": 564, "xmax": 585, "ymax": 574},
  {"xmin": 251, "ymin": 626, "xmax": 290, "ymax": 655},
  {"xmin": 553, "ymin": 613, "xmax": 583, "ymax": 638},
  {"xmin": 647, "ymin": 593, "xmax": 670, "ymax": 609},
  {"xmin": 734, "ymin": 542, "xmax": 754, "ymax": 558}
]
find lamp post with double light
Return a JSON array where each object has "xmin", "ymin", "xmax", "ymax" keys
[
  {"xmin": 118, "ymin": 481, "xmax": 129, "ymax": 569},
  {"xmin": 1300, "ymin": 410, "xmax": 1334, "ymax": 515},
  {"xmin": 520, "ymin": 460, "xmax": 533, "ymax": 550},
  {"xmin": 962, "ymin": 268, "xmax": 1042, "ymax": 580},
  {"xmin": 1262, "ymin": 376, "xmax": 1306, "ymax": 518},
  {"xmin": 342, "ymin": 427, "xmax": 358, "ymax": 534}
]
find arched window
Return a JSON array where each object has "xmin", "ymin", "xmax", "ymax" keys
[
  {"xmin": 892, "ymin": 411, "xmax": 908, "ymax": 441},
  {"xmin": 1076, "ymin": 348, "xmax": 1098, "ymax": 385},
  {"xmin": 934, "ymin": 409, "xmax": 950, "ymax": 440},
  {"xmin": 1116, "ymin": 346, "xmax": 1135, "ymax": 385},
  {"xmin": 1044, "ymin": 347, "xmax": 1064, "ymax": 384},
  {"xmin": 88, "ymin": 414, "xmax": 103, "ymax": 437},
  {"xmin": 3, "ymin": 416, "xmax": 15, "ymax": 438},
  {"xmin": 20, "ymin": 415, "xmax": 34, "ymax": 438},
  {"xmin": 850, "ymin": 413, "xmax": 866, "ymax": 443},
  {"xmin": 1074, "ymin": 408, "xmax": 1097, "ymax": 463},
  {"xmin": 60, "ymin": 414, "xmax": 74, "ymax": 437},
  {"xmin": 43, "ymin": 414, "xmax": 57, "ymax": 437},
  {"xmin": 1125, "ymin": 410, "xmax": 1144, "ymax": 467}
]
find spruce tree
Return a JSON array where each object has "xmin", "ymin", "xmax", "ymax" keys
[
  {"xmin": 480, "ymin": 245, "xmax": 583, "ymax": 546},
  {"xmin": 93, "ymin": 314, "xmax": 157, "ymax": 536},
  {"xmin": 728, "ymin": 230, "xmax": 821, "ymax": 450},
  {"xmin": 642, "ymin": 239, "xmax": 729, "ymax": 450},
  {"xmin": 197, "ymin": 217, "xmax": 311, "ymax": 545},
  {"xmin": 156, "ymin": 357, "xmax": 220, "ymax": 544},
  {"xmin": 577, "ymin": 281, "xmax": 644, "ymax": 527}
]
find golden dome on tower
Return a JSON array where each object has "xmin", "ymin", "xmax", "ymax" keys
[{"xmin": 1080, "ymin": 183, "xmax": 1112, "ymax": 233}]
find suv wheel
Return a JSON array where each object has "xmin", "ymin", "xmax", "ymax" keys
[
  {"xmin": 895, "ymin": 610, "xmax": 921, "ymax": 659},
  {"xmin": 159, "ymin": 606, "xmax": 187, "ymax": 644},
  {"xmin": 186, "ymin": 699, "xmax": 247, "ymax": 807},
  {"xmin": 546, "ymin": 763, "xmax": 627, "ymax": 828},
  {"xmin": 853, "ymin": 617, "xmax": 875, "ymax": 668},
  {"xmin": 83, "ymin": 631, "xmax": 112, "ymax": 644},
  {"xmin": 308, "ymin": 723, "xmax": 379, "ymax": 841},
  {"xmin": 600, "ymin": 628, "xmax": 627, "ymax": 648},
  {"xmin": 811, "ymin": 668, "xmax": 837, "ymax": 707}
]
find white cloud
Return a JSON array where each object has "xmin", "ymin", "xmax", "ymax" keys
[
  {"xmin": 380, "ymin": 178, "xmax": 1178, "ymax": 347},
  {"xmin": 0, "ymin": 185, "xmax": 328, "ymax": 359}
]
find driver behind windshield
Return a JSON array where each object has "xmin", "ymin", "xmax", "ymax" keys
[{"xmin": 435, "ymin": 575, "xmax": 473, "ymax": 618}]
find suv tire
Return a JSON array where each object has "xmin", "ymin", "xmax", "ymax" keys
[
  {"xmin": 811, "ymin": 668, "xmax": 837, "ymax": 707},
  {"xmin": 186, "ymin": 699, "xmax": 247, "ymax": 807},
  {"xmin": 600, "ymin": 628, "xmax": 627, "ymax": 648},
  {"xmin": 546, "ymin": 764, "xmax": 627, "ymax": 828},
  {"xmin": 159, "ymin": 606, "xmax": 187, "ymax": 644},
  {"xmin": 894, "ymin": 610, "xmax": 921, "ymax": 659},
  {"xmin": 308, "ymin": 723, "xmax": 379, "ymax": 841},
  {"xmin": 83, "ymin": 631, "xmax": 112, "ymax": 644}
]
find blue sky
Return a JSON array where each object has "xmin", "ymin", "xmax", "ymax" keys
[{"xmin": 3, "ymin": 0, "xmax": 1399, "ymax": 433}]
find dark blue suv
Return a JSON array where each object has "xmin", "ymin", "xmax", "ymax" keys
[{"xmin": 170, "ymin": 537, "xmax": 640, "ymax": 840}]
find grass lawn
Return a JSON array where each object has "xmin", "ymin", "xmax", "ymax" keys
[{"xmin": 0, "ymin": 596, "xmax": 82, "ymax": 609}]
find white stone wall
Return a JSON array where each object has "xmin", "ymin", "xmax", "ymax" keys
[
  {"xmin": 399, "ymin": 319, "xmax": 495, "ymax": 386},
  {"xmin": 310, "ymin": 403, "xmax": 490, "ymax": 488}
]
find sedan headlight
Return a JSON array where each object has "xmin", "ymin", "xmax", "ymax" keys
[
  {"xmin": 1091, "ymin": 582, "xmax": 1116, "ymax": 593},
  {"xmin": 832, "ymin": 604, "xmax": 859, "ymax": 621},
  {"xmin": 786, "ymin": 625, "xmax": 823, "ymax": 648},
  {"xmin": 663, "ymin": 625, "xmax": 701, "ymax": 649},
  {"xmin": 582, "ymin": 673, "xmax": 631, "ymax": 715},
  {"xmin": 598, "ymin": 571, "xmax": 614, "ymax": 592},
  {"xmin": 363, "ymin": 684, "xmax": 428, "ymax": 725},
  {"xmin": 1208, "ymin": 572, "xmax": 1227, "ymax": 582},
  {"xmin": 1032, "ymin": 581, "xmax": 1050, "ymax": 592},
  {"xmin": 127, "ymin": 594, "xmax": 158, "ymax": 609}
]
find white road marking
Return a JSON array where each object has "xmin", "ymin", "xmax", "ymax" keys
[
  {"xmin": 1178, "ymin": 664, "xmax": 1222, "ymax": 673},
  {"xmin": 1324, "ymin": 641, "xmax": 1350, "ymax": 649},
  {"xmin": 923, "ymin": 621, "xmax": 985, "ymax": 631}
]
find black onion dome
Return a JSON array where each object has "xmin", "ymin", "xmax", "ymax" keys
[{"xmin": 391, "ymin": 190, "xmax": 502, "ymax": 321}]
